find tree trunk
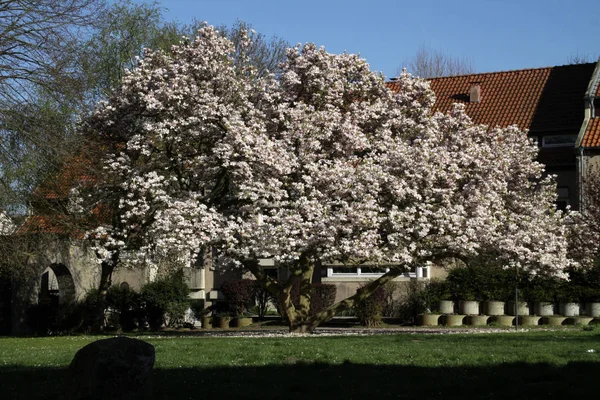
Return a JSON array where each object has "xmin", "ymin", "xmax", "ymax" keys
[
  {"xmin": 289, "ymin": 321, "xmax": 317, "ymax": 334},
  {"xmin": 245, "ymin": 257, "xmax": 409, "ymax": 333},
  {"xmin": 91, "ymin": 260, "xmax": 114, "ymax": 333}
]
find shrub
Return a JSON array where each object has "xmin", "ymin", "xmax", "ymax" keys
[
  {"xmin": 445, "ymin": 264, "xmax": 518, "ymax": 302},
  {"xmin": 189, "ymin": 299, "xmax": 207, "ymax": 320},
  {"xmin": 423, "ymin": 279, "xmax": 451, "ymax": 312},
  {"xmin": 221, "ymin": 279, "xmax": 256, "ymax": 316},
  {"xmin": 310, "ymin": 283, "xmax": 337, "ymax": 315},
  {"xmin": 27, "ymin": 289, "xmax": 105, "ymax": 335},
  {"xmin": 522, "ymin": 275, "xmax": 560, "ymax": 302},
  {"xmin": 484, "ymin": 266, "xmax": 516, "ymax": 302},
  {"xmin": 446, "ymin": 265, "xmax": 486, "ymax": 301},
  {"xmin": 106, "ymin": 284, "xmax": 142, "ymax": 331},
  {"xmin": 141, "ymin": 271, "xmax": 189, "ymax": 330},
  {"xmin": 355, "ymin": 284, "xmax": 386, "ymax": 327},
  {"xmin": 560, "ymin": 266, "xmax": 600, "ymax": 302},
  {"xmin": 395, "ymin": 280, "xmax": 428, "ymax": 324},
  {"xmin": 252, "ymin": 282, "xmax": 274, "ymax": 320}
]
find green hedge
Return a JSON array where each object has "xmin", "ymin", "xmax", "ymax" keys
[{"xmin": 140, "ymin": 271, "xmax": 190, "ymax": 330}]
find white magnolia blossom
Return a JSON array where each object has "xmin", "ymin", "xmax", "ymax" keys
[
  {"xmin": 0, "ymin": 211, "xmax": 15, "ymax": 235},
  {"xmin": 81, "ymin": 26, "xmax": 572, "ymax": 278}
]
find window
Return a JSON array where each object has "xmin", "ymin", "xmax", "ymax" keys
[
  {"xmin": 556, "ymin": 186, "xmax": 570, "ymax": 211},
  {"xmin": 541, "ymin": 135, "xmax": 577, "ymax": 148},
  {"xmin": 326, "ymin": 265, "xmax": 429, "ymax": 279}
]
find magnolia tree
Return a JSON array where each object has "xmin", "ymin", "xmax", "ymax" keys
[
  {"xmin": 81, "ymin": 26, "xmax": 571, "ymax": 333},
  {"xmin": 566, "ymin": 165, "xmax": 600, "ymax": 267}
]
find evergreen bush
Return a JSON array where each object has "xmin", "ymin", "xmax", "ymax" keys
[
  {"xmin": 140, "ymin": 271, "xmax": 189, "ymax": 330},
  {"xmin": 106, "ymin": 284, "xmax": 142, "ymax": 331}
]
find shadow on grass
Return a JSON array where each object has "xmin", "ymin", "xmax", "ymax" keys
[{"xmin": 2, "ymin": 361, "xmax": 600, "ymax": 399}]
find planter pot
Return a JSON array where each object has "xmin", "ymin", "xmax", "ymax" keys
[
  {"xmin": 534, "ymin": 302, "xmax": 555, "ymax": 316},
  {"xmin": 506, "ymin": 301, "xmax": 531, "ymax": 316},
  {"xmin": 543, "ymin": 316, "xmax": 566, "ymax": 326},
  {"xmin": 585, "ymin": 302, "xmax": 600, "ymax": 317},
  {"xmin": 459, "ymin": 300, "xmax": 480, "ymax": 315},
  {"xmin": 417, "ymin": 314, "xmax": 441, "ymax": 326},
  {"xmin": 467, "ymin": 315, "xmax": 489, "ymax": 326},
  {"xmin": 568, "ymin": 316, "xmax": 593, "ymax": 325},
  {"xmin": 559, "ymin": 302, "xmax": 580, "ymax": 317},
  {"xmin": 519, "ymin": 316, "xmax": 541, "ymax": 326},
  {"xmin": 201, "ymin": 316, "xmax": 212, "ymax": 329},
  {"xmin": 438, "ymin": 300, "xmax": 454, "ymax": 314},
  {"xmin": 492, "ymin": 315, "xmax": 514, "ymax": 327},
  {"xmin": 443, "ymin": 314, "xmax": 465, "ymax": 327},
  {"xmin": 216, "ymin": 316, "xmax": 231, "ymax": 329},
  {"xmin": 234, "ymin": 317, "xmax": 253, "ymax": 328},
  {"xmin": 485, "ymin": 301, "xmax": 505, "ymax": 316}
]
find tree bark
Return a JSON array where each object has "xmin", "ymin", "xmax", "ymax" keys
[
  {"xmin": 246, "ymin": 257, "xmax": 412, "ymax": 333},
  {"xmin": 91, "ymin": 252, "xmax": 118, "ymax": 333},
  {"xmin": 305, "ymin": 268, "xmax": 405, "ymax": 330}
]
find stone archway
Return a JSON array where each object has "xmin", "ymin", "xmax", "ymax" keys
[{"xmin": 39, "ymin": 264, "xmax": 76, "ymax": 306}]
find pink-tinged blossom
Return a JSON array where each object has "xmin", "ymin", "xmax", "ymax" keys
[{"xmin": 80, "ymin": 26, "xmax": 572, "ymax": 280}]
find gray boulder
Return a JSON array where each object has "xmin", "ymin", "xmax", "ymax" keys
[{"xmin": 64, "ymin": 337, "xmax": 155, "ymax": 400}]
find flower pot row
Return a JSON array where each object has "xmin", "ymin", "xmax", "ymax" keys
[
  {"xmin": 417, "ymin": 314, "xmax": 600, "ymax": 327},
  {"xmin": 201, "ymin": 316, "xmax": 254, "ymax": 329},
  {"xmin": 438, "ymin": 300, "xmax": 600, "ymax": 317}
]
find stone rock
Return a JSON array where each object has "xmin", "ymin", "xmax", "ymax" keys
[{"xmin": 64, "ymin": 337, "xmax": 155, "ymax": 400}]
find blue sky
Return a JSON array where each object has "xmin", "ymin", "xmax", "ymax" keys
[{"xmin": 143, "ymin": 0, "xmax": 598, "ymax": 79}]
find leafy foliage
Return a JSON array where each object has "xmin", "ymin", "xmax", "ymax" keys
[
  {"xmin": 26, "ymin": 288, "xmax": 104, "ymax": 335},
  {"xmin": 221, "ymin": 279, "xmax": 256, "ymax": 316},
  {"xmin": 140, "ymin": 271, "xmax": 189, "ymax": 329},
  {"xmin": 81, "ymin": 25, "xmax": 572, "ymax": 332},
  {"xmin": 446, "ymin": 264, "xmax": 516, "ymax": 302},
  {"xmin": 105, "ymin": 284, "xmax": 143, "ymax": 331},
  {"xmin": 310, "ymin": 283, "xmax": 337, "ymax": 316},
  {"xmin": 393, "ymin": 280, "xmax": 428, "ymax": 324},
  {"xmin": 355, "ymin": 284, "xmax": 387, "ymax": 327},
  {"xmin": 252, "ymin": 281, "xmax": 274, "ymax": 320}
]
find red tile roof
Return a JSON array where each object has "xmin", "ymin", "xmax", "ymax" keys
[
  {"xmin": 387, "ymin": 63, "xmax": 596, "ymax": 134},
  {"xmin": 34, "ymin": 156, "xmax": 96, "ymax": 200},
  {"xmin": 17, "ymin": 203, "xmax": 110, "ymax": 237},
  {"xmin": 16, "ymin": 215, "xmax": 83, "ymax": 236},
  {"xmin": 582, "ymin": 118, "xmax": 600, "ymax": 148}
]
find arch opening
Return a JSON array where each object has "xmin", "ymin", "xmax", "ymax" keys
[{"xmin": 39, "ymin": 264, "xmax": 76, "ymax": 306}]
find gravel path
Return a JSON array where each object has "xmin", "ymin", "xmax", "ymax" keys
[{"xmin": 147, "ymin": 326, "xmax": 533, "ymax": 338}]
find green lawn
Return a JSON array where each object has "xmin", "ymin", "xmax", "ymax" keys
[{"xmin": 1, "ymin": 328, "xmax": 600, "ymax": 399}]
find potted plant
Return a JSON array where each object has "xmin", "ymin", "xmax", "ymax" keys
[
  {"xmin": 484, "ymin": 300, "xmax": 505, "ymax": 316},
  {"xmin": 215, "ymin": 312, "xmax": 232, "ymax": 329},
  {"xmin": 556, "ymin": 281, "xmax": 581, "ymax": 317},
  {"xmin": 583, "ymin": 286, "xmax": 600, "ymax": 317},
  {"xmin": 525, "ymin": 276, "xmax": 557, "ymax": 316},
  {"xmin": 221, "ymin": 279, "xmax": 255, "ymax": 328},
  {"xmin": 455, "ymin": 287, "xmax": 480, "ymax": 315},
  {"xmin": 189, "ymin": 299, "xmax": 211, "ymax": 328},
  {"xmin": 417, "ymin": 313, "xmax": 441, "ymax": 326},
  {"xmin": 519, "ymin": 315, "xmax": 541, "ymax": 326},
  {"xmin": 467, "ymin": 315, "xmax": 489, "ymax": 326},
  {"xmin": 233, "ymin": 313, "xmax": 253, "ymax": 328},
  {"xmin": 424, "ymin": 279, "xmax": 454, "ymax": 314},
  {"xmin": 443, "ymin": 314, "xmax": 465, "ymax": 326},
  {"xmin": 491, "ymin": 315, "xmax": 514, "ymax": 326},
  {"xmin": 446, "ymin": 265, "xmax": 483, "ymax": 315},
  {"xmin": 481, "ymin": 265, "xmax": 513, "ymax": 316}
]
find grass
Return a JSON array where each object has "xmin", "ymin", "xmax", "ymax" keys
[{"xmin": 1, "ymin": 328, "xmax": 600, "ymax": 399}]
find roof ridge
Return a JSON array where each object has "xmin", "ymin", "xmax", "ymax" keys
[{"xmin": 420, "ymin": 62, "xmax": 597, "ymax": 81}]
